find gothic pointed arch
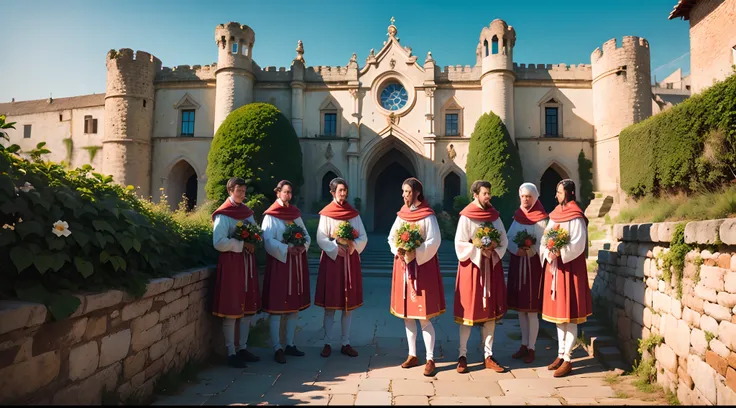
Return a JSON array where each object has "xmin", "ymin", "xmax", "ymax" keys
[
  {"xmin": 164, "ymin": 157, "xmax": 200, "ymax": 211},
  {"xmin": 537, "ymin": 88, "xmax": 564, "ymax": 137},
  {"xmin": 440, "ymin": 95, "xmax": 465, "ymax": 137},
  {"xmin": 319, "ymin": 95, "xmax": 343, "ymax": 137},
  {"xmin": 173, "ymin": 93, "xmax": 200, "ymax": 137},
  {"xmin": 173, "ymin": 93, "xmax": 201, "ymax": 110},
  {"xmin": 539, "ymin": 161, "xmax": 571, "ymax": 213}
]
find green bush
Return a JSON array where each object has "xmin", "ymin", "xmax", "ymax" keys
[
  {"xmin": 578, "ymin": 149, "xmax": 594, "ymax": 210},
  {"xmin": 465, "ymin": 112, "xmax": 524, "ymax": 226},
  {"xmin": 0, "ymin": 116, "xmax": 216, "ymax": 320},
  {"xmin": 621, "ymin": 73, "xmax": 736, "ymax": 197},
  {"xmin": 205, "ymin": 103, "xmax": 304, "ymax": 203}
]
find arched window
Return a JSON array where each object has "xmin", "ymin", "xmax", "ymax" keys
[
  {"xmin": 483, "ymin": 40, "xmax": 489, "ymax": 57},
  {"xmin": 321, "ymin": 171, "xmax": 338, "ymax": 202},
  {"xmin": 491, "ymin": 36, "xmax": 499, "ymax": 55},
  {"xmin": 443, "ymin": 172, "xmax": 461, "ymax": 212}
]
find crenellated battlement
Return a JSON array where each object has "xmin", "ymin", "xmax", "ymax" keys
[
  {"xmin": 436, "ymin": 65, "xmax": 481, "ymax": 82},
  {"xmin": 305, "ymin": 65, "xmax": 351, "ymax": 82},
  {"xmin": 157, "ymin": 63, "xmax": 217, "ymax": 82},
  {"xmin": 513, "ymin": 62, "xmax": 592, "ymax": 81},
  {"xmin": 215, "ymin": 22, "xmax": 255, "ymax": 48},
  {"xmin": 253, "ymin": 64, "xmax": 292, "ymax": 82},
  {"xmin": 106, "ymin": 48, "xmax": 160, "ymax": 97},
  {"xmin": 107, "ymin": 48, "xmax": 162, "ymax": 70},
  {"xmin": 591, "ymin": 36, "xmax": 651, "ymax": 80}
]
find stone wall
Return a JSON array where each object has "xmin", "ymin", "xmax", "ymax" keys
[
  {"xmin": 0, "ymin": 266, "xmax": 218, "ymax": 405},
  {"xmin": 593, "ymin": 219, "xmax": 736, "ymax": 405}
]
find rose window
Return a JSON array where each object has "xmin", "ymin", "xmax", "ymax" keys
[{"xmin": 380, "ymin": 83, "xmax": 408, "ymax": 111}]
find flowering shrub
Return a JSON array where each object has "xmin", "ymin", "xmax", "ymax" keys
[{"xmin": 0, "ymin": 115, "xmax": 216, "ymax": 320}]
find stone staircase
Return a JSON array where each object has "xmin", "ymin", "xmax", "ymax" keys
[{"xmin": 584, "ymin": 193, "xmax": 615, "ymax": 219}]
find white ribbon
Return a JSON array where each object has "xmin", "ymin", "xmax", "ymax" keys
[
  {"xmin": 243, "ymin": 251, "xmax": 254, "ymax": 293},
  {"xmin": 288, "ymin": 249, "xmax": 303, "ymax": 297},
  {"xmin": 479, "ymin": 250, "xmax": 499, "ymax": 310},
  {"xmin": 519, "ymin": 255, "xmax": 530, "ymax": 292},
  {"xmin": 343, "ymin": 248, "xmax": 352, "ymax": 312},
  {"xmin": 550, "ymin": 256, "xmax": 558, "ymax": 301}
]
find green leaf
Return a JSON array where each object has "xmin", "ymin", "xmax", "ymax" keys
[
  {"xmin": 95, "ymin": 232, "xmax": 106, "ymax": 247},
  {"xmin": 0, "ymin": 174, "xmax": 14, "ymax": 197},
  {"xmin": 120, "ymin": 236, "xmax": 133, "ymax": 253},
  {"xmin": 132, "ymin": 239, "xmax": 141, "ymax": 252},
  {"xmin": 74, "ymin": 256, "xmax": 94, "ymax": 278},
  {"xmin": 92, "ymin": 220, "xmax": 115, "ymax": 234},
  {"xmin": 6, "ymin": 145, "xmax": 20, "ymax": 154},
  {"xmin": 15, "ymin": 220, "xmax": 43, "ymax": 239},
  {"xmin": 46, "ymin": 293, "xmax": 82, "ymax": 321},
  {"xmin": 10, "ymin": 246, "xmax": 34, "ymax": 272},
  {"xmin": 26, "ymin": 191, "xmax": 50, "ymax": 210},
  {"xmin": 33, "ymin": 254, "xmax": 55, "ymax": 275},
  {"xmin": 52, "ymin": 253, "xmax": 70, "ymax": 272},
  {"xmin": 46, "ymin": 236, "xmax": 66, "ymax": 251},
  {"xmin": 0, "ymin": 229, "xmax": 17, "ymax": 246},
  {"xmin": 100, "ymin": 250, "xmax": 111, "ymax": 264},
  {"xmin": 15, "ymin": 284, "xmax": 49, "ymax": 304},
  {"xmin": 114, "ymin": 256, "xmax": 127, "ymax": 271},
  {"xmin": 73, "ymin": 230, "xmax": 89, "ymax": 248}
]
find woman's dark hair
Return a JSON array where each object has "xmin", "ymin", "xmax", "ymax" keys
[
  {"xmin": 226, "ymin": 177, "xmax": 247, "ymax": 193},
  {"xmin": 274, "ymin": 180, "xmax": 293, "ymax": 193},
  {"xmin": 329, "ymin": 177, "xmax": 348, "ymax": 193},
  {"xmin": 471, "ymin": 180, "xmax": 491, "ymax": 195},
  {"xmin": 402, "ymin": 177, "xmax": 425, "ymax": 202},
  {"xmin": 556, "ymin": 179, "xmax": 577, "ymax": 205}
]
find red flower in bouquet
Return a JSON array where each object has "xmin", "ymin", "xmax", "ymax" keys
[
  {"xmin": 547, "ymin": 238, "xmax": 555, "ymax": 249},
  {"xmin": 400, "ymin": 231, "xmax": 410, "ymax": 242},
  {"xmin": 352, "ymin": 229, "xmax": 359, "ymax": 239},
  {"xmin": 295, "ymin": 232, "xmax": 303, "ymax": 239},
  {"xmin": 524, "ymin": 239, "xmax": 533, "ymax": 247}
]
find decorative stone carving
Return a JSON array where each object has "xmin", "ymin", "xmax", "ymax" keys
[
  {"xmin": 325, "ymin": 143, "xmax": 334, "ymax": 161},
  {"xmin": 424, "ymin": 88, "xmax": 435, "ymax": 98},
  {"xmin": 295, "ymin": 40, "xmax": 305, "ymax": 63},
  {"xmin": 348, "ymin": 88, "xmax": 358, "ymax": 98},
  {"xmin": 425, "ymin": 51, "xmax": 434, "ymax": 64},
  {"xmin": 447, "ymin": 144, "xmax": 457, "ymax": 161},
  {"xmin": 369, "ymin": 48, "xmax": 375, "ymax": 58},
  {"xmin": 389, "ymin": 59, "xmax": 396, "ymax": 69},
  {"xmin": 350, "ymin": 53, "xmax": 357, "ymax": 63}
]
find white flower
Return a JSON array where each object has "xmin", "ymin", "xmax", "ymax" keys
[
  {"xmin": 19, "ymin": 182, "xmax": 34, "ymax": 193},
  {"xmin": 2, "ymin": 223, "xmax": 14, "ymax": 231},
  {"xmin": 52, "ymin": 220, "xmax": 71, "ymax": 237}
]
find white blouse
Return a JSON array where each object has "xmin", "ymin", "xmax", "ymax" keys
[
  {"xmin": 506, "ymin": 218, "xmax": 548, "ymax": 261},
  {"xmin": 260, "ymin": 203, "xmax": 311, "ymax": 264},
  {"xmin": 213, "ymin": 213, "xmax": 255, "ymax": 253},
  {"xmin": 387, "ymin": 213, "xmax": 441, "ymax": 266},
  {"xmin": 316, "ymin": 212, "xmax": 368, "ymax": 260},
  {"xmin": 540, "ymin": 217, "xmax": 587, "ymax": 264},
  {"xmin": 454, "ymin": 216, "xmax": 508, "ymax": 269}
]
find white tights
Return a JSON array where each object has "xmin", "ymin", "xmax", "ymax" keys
[
  {"xmin": 518, "ymin": 312, "xmax": 539, "ymax": 350},
  {"xmin": 458, "ymin": 320, "xmax": 496, "ymax": 359},
  {"xmin": 556, "ymin": 322, "xmax": 578, "ymax": 362},
  {"xmin": 222, "ymin": 315, "xmax": 252, "ymax": 356},
  {"xmin": 405, "ymin": 319, "xmax": 435, "ymax": 361},
  {"xmin": 270, "ymin": 313, "xmax": 298, "ymax": 351},
  {"xmin": 324, "ymin": 310, "xmax": 352, "ymax": 346}
]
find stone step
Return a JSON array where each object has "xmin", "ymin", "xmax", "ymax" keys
[
  {"xmin": 585, "ymin": 195, "xmax": 614, "ymax": 219},
  {"xmin": 594, "ymin": 346, "xmax": 623, "ymax": 368}
]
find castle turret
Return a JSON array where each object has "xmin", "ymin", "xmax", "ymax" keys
[
  {"xmin": 103, "ymin": 48, "xmax": 161, "ymax": 197},
  {"xmin": 591, "ymin": 36, "xmax": 652, "ymax": 197},
  {"xmin": 213, "ymin": 22, "xmax": 255, "ymax": 134},
  {"xmin": 479, "ymin": 19, "xmax": 516, "ymax": 140}
]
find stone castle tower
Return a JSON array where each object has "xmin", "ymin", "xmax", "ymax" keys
[
  {"xmin": 213, "ymin": 22, "xmax": 256, "ymax": 134},
  {"xmin": 479, "ymin": 19, "xmax": 516, "ymax": 140},
  {"xmin": 103, "ymin": 49, "xmax": 161, "ymax": 196},
  {"xmin": 590, "ymin": 36, "xmax": 652, "ymax": 198}
]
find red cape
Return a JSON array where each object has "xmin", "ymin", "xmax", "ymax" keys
[
  {"xmin": 549, "ymin": 201, "xmax": 588, "ymax": 224},
  {"xmin": 211, "ymin": 198, "xmax": 254, "ymax": 222},
  {"xmin": 319, "ymin": 200, "xmax": 359, "ymax": 221},
  {"xmin": 263, "ymin": 200, "xmax": 302, "ymax": 221},
  {"xmin": 459, "ymin": 202, "xmax": 499, "ymax": 222},
  {"xmin": 513, "ymin": 200, "xmax": 548, "ymax": 225},
  {"xmin": 397, "ymin": 200, "xmax": 435, "ymax": 222}
]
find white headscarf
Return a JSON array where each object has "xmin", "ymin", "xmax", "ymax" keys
[{"xmin": 518, "ymin": 182, "xmax": 539, "ymax": 207}]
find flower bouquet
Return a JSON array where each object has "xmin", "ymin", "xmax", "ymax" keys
[
  {"xmin": 512, "ymin": 230, "xmax": 536, "ymax": 250},
  {"xmin": 233, "ymin": 221, "xmax": 264, "ymax": 248},
  {"xmin": 333, "ymin": 221, "xmax": 359, "ymax": 246},
  {"xmin": 283, "ymin": 222, "xmax": 307, "ymax": 247},
  {"xmin": 395, "ymin": 222, "xmax": 424, "ymax": 263},
  {"xmin": 544, "ymin": 224, "xmax": 570, "ymax": 254},
  {"xmin": 472, "ymin": 222, "xmax": 501, "ymax": 249}
]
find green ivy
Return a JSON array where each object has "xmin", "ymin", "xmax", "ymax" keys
[
  {"xmin": 82, "ymin": 145, "xmax": 102, "ymax": 163},
  {"xmin": 577, "ymin": 149, "xmax": 594, "ymax": 210},
  {"xmin": 657, "ymin": 223, "xmax": 691, "ymax": 299},
  {"xmin": 63, "ymin": 138, "xmax": 73, "ymax": 165}
]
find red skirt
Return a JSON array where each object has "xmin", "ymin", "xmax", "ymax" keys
[
  {"xmin": 262, "ymin": 252, "xmax": 311, "ymax": 314},
  {"xmin": 454, "ymin": 257, "xmax": 506, "ymax": 326},
  {"xmin": 541, "ymin": 253, "xmax": 593, "ymax": 324},
  {"xmin": 390, "ymin": 255, "xmax": 445, "ymax": 320},
  {"xmin": 212, "ymin": 252, "xmax": 261, "ymax": 317},
  {"xmin": 315, "ymin": 251, "xmax": 363, "ymax": 312},
  {"xmin": 507, "ymin": 254, "xmax": 543, "ymax": 312}
]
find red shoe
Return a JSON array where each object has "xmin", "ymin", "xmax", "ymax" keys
[
  {"xmin": 512, "ymin": 345, "xmax": 528, "ymax": 359},
  {"xmin": 523, "ymin": 349, "xmax": 536, "ymax": 364},
  {"xmin": 341, "ymin": 345, "xmax": 358, "ymax": 357},
  {"xmin": 553, "ymin": 361, "xmax": 573, "ymax": 377},
  {"xmin": 320, "ymin": 344, "xmax": 331, "ymax": 358}
]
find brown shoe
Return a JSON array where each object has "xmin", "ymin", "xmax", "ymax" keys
[
  {"xmin": 547, "ymin": 357, "xmax": 563, "ymax": 370},
  {"xmin": 511, "ymin": 345, "xmax": 528, "ymax": 359},
  {"xmin": 274, "ymin": 348, "xmax": 286, "ymax": 364},
  {"xmin": 424, "ymin": 360, "xmax": 436, "ymax": 377},
  {"xmin": 553, "ymin": 361, "xmax": 573, "ymax": 377},
  {"xmin": 484, "ymin": 356, "xmax": 505, "ymax": 373},
  {"xmin": 320, "ymin": 344, "xmax": 331, "ymax": 358},
  {"xmin": 457, "ymin": 356, "xmax": 469, "ymax": 374},
  {"xmin": 341, "ymin": 345, "xmax": 359, "ymax": 357},
  {"xmin": 401, "ymin": 355, "xmax": 420, "ymax": 369},
  {"xmin": 523, "ymin": 349, "xmax": 536, "ymax": 364}
]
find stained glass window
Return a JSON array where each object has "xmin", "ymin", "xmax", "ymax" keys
[{"xmin": 380, "ymin": 83, "xmax": 408, "ymax": 111}]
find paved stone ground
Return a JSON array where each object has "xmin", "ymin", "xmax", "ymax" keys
[{"xmin": 153, "ymin": 277, "xmax": 657, "ymax": 406}]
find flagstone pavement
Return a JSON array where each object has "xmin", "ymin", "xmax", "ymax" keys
[{"xmin": 153, "ymin": 277, "xmax": 657, "ymax": 406}]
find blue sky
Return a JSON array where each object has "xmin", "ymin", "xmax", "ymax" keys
[{"xmin": 1, "ymin": 0, "xmax": 691, "ymax": 102}]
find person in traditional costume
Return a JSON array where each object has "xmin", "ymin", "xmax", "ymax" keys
[
  {"xmin": 388, "ymin": 177, "xmax": 445, "ymax": 377},
  {"xmin": 261, "ymin": 180, "xmax": 311, "ymax": 364},
  {"xmin": 211, "ymin": 177, "xmax": 262, "ymax": 368},
  {"xmin": 541, "ymin": 179, "xmax": 592, "ymax": 377},
  {"xmin": 506, "ymin": 182, "xmax": 548, "ymax": 364},
  {"xmin": 453, "ymin": 180, "xmax": 509, "ymax": 374},
  {"xmin": 315, "ymin": 177, "xmax": 367, "ymax": 358}
]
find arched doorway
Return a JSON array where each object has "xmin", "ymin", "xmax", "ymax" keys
[
  {"xmin": 540, "ymin": 165, "xmax": 566, "ymax": 213},
  {"xmin": 443, "ymin": 172, "xmax": 461, "ymax": 213},
  {"xmin": 167, "ymin": 160, "xmax": 198, "ymax": 211},
  {"xmin": 321, "ymin": 171, "xmax": 338, "ymax": 203},
  {"xmin": 367, "ymin": 148, "xmax": 416, "ymax": 233}
]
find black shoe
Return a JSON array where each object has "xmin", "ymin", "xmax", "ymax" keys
[
  {"xmin": 237, "ymin": 349, "xmax": 260, "ymax": 362},
  {"xmin": 228, "ymin": 354, "xmax": 247, "ymax": 368},
  {"xmin": 274, "ymin": 348, "xmax": 286, "ymax": 364},
  {"xmin": 285, "ymin": 345, "xmax": 305, "ymax": 357}
]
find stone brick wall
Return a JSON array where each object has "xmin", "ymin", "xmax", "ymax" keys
[
  {"xmin": 688, "ymin": 0, "xmax": 736, "ymax": 95},
  {"xmin": 594, "ymin": 219, "xmax": 736, "ymax": 405},
  {"xmin": 0, "ymin": 267, "xmax": 218, "ymax": 405}
]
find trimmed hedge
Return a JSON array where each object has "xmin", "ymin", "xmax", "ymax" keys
[
  {"xmin": 578, "ymin": 149, "xmax": 594, "ymax": 209},
  {"xmin": 465, "ymin": 112, "xmax": 524, "ymax": 226},
  {"xmin": 205, "ymin": 103, "xmax": 304, "ymax": 203},
  {"xmin": 621, "ymin": 73, "xmax": 736, "ymax": 197}
]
